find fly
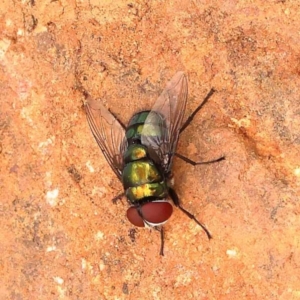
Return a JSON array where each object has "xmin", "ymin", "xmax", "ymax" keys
[{"xmin": 81, "ymin": 72, "xmax": 224, "ymax": 255}]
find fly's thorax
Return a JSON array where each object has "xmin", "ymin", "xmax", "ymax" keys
[
  {"xmin": 125, "ymin": 181, "xmax": 168, "ymax": 203},
  {"xmin": 125, "ymin": 110, "xmax": 166, "ymax": 142},
  {"xmin": 128, "ymin": 111, "xmax": 150, "ymax": 126}
]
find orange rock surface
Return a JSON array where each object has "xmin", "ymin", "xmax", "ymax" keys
[{"xmin": 1, "ymin": 1, "xmax": 300, "ymax": 299}]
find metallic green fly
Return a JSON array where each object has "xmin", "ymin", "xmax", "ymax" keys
[{"xmin": 83, "ymin": 72, "xmax": 224, "ymax": 255}]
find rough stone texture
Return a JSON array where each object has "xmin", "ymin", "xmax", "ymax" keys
[{"xmin": 1, "ymin": 1, "xmax": 300, "ymax": 299}]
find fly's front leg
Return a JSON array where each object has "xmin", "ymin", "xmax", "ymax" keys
[
  {"xmin": 168, "ymin": 187, "xmax": 212, "ymax": 239},
  {"xmin": 155, "ymin": 226, "xmax": 165, "ymax": 256}
]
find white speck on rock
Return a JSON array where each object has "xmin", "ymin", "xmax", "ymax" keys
[
  {"xmin": 0, "ymin": 38, "xmax": 11, "ymax": 59},
  {"xmin": 86, "ymin": 160, "xmax": 95, "ymax": 173},
  {"xmin": 6, "ymin": 19, "xmax": 12, "ymax": 26},
  {"xmin": 81, "ymin": 258, "xmax": 87, "ymax": 270},
  {"xmin": 99, "ymin": 262, "xmax": 105, "ymax": 271},
  {"xmin": 17, "ymin": 29, "xmax": 24, "ymax": 36},
  {"xmin": 46, "ymin": 189, "xmax": 59, "ymax": 206},
  {"xmin": 38, "ymin": 137, "xmax": 55, "ymax": 149},
  {"xmin": 294, "ymin": 167, "xmax": 300, "ymax": 177},
  {"xmin": 46, "ymin": 245, "xmax": 56, "ymax": 252},
  {"xmin": 95, "ymin": 231, "xmax": 104, "ymax": 240},
  {"xmin": 53, "ymin": 276, "xmax": 64, "ymax": 285},
  {"xmin": 226, "ymin": 249, "xmax": 237, "ymax": 258}
]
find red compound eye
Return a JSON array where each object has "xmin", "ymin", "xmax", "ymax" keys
[
  {"xmin": 142, "ymin": 202, "xmax": 173, "ymax": 224},
  {"xmin": 127, "ymin": 202, "xmax": 173, "ymax": 227},
  {"xmin": 127, "ymin": 207, "xmax": 145, "ymax": 227}
]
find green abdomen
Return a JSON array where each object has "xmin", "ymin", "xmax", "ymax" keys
[{"xmin": 122, "ymin": 111, "xmax": 168, "ymax": 203}]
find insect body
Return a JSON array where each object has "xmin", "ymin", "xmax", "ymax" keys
[
  {"xmin": 122, "ymin": 110, "xmax": 173, "ymax": 227},
  {"xmin": 83, "ymin": 72, "xmax": 224, "ymax": 255}
]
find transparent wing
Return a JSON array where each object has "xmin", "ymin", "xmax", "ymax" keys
[
  {"xmin": 141, "ymin": 71, "xmax": 188, "ymax": 173},
  {"xmin": 84, "ymin": 95, "xmax": 127, "ymax": 180}
]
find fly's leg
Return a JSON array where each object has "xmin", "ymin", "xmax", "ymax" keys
[
  {"xmin": 172, "ymin": 87, "xmax": 219, "ymax": 240},
  {"xmin": 169, "ymin": 187, "xmax": 212, "ymax": 239},
  {"xmin": 112, "ymin": 192, "xmax": 125, "ymax": 204},
  {"xmin": 175, "ymin": 153, "xmax": 225, "ymax": 166},
  {"xmin": 178, "ymin": 88, "xmax": 225, "ymax": 165},
  {"xmin": 180, "ymin": 88, "xmax": 215, "ymax": 134},
  {"xmin": 137, "ymin": 206, "xmax": 165, "ymax": 256},
  {"xmin": 155, "ymin": 226, "xmax": 165, "ymax": 256},
  {"xmin": 138, "ymin": 207, "xmax": 165, "ymax": 256}
]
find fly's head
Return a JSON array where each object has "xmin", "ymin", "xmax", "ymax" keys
[{"xmin": 126, "ymin": 200, "xmax": 173, "ymax": 227}]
